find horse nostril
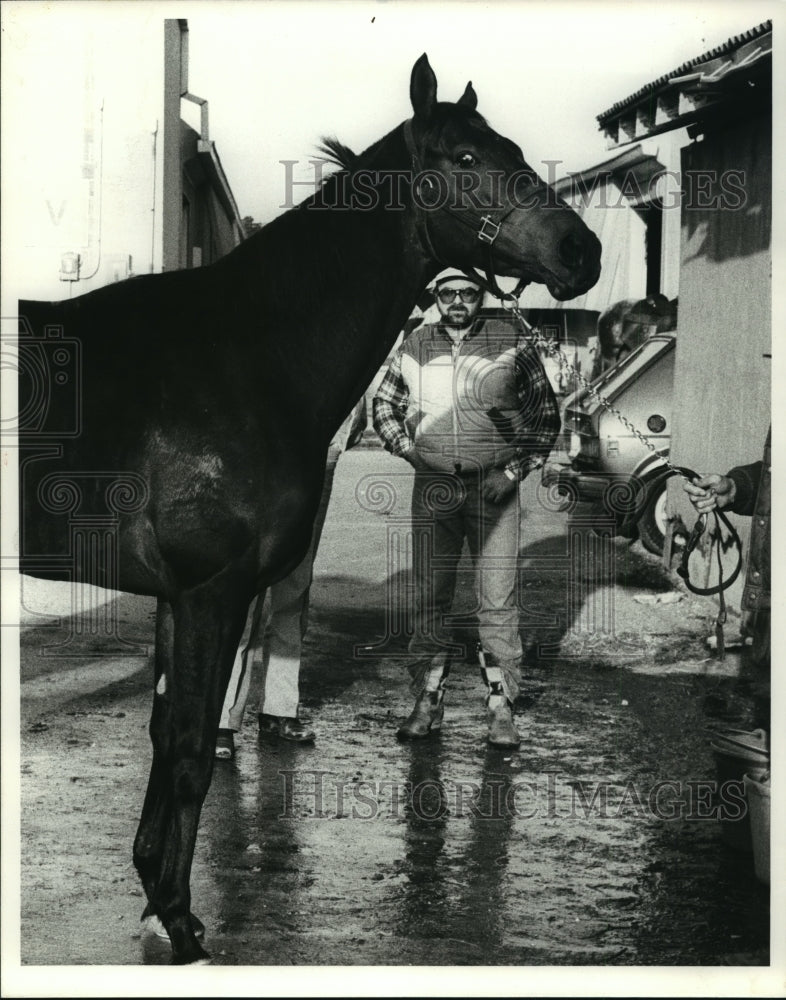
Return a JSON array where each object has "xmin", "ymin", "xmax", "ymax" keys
[{"xmin": 558, "ymin": 233, "xmax": 584, "ymax": 269}]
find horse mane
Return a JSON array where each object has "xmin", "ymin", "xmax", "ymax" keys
[
  {"xmin": 316, "ymin": 137, "xmax": 358, "ymax": 171},
  {"xmin": 317, "ymin": 106, "xmax": 497, "ymax": 176},
  {"xmin": 305, "ymin": 129, "xmax": 404, "ymax": 208},
  {"xmin": 232, "ymin": 106, "xmax": 515, "ymax": 320}
]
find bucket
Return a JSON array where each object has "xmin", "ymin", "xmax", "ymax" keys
[
  {"xmin": 744, "ymin": 770, "xmax": 771, "ymax": 884},
  {"xmin": 710, "ymin": 733, "xmax": 769, "ymax": 853},
  {"xmin": 709, "ymin": 727, "xmax": 769, "ymax": 757}
]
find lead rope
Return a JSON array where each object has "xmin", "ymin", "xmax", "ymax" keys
[
  {"xmin": 715, "ymin": 525, "xmax": 727, "ymax": 659},
  {"xmin": 673, "ymin": 507, "xmax": 742, "ymax": 659},
  {"xmin": 484, "ymin": 285, "xmax": 742, "ymax": 661}
]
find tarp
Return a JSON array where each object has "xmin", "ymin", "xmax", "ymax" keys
[{"xmin": 519, "ymin": 177, "xmax": 648, "ymax": 313}]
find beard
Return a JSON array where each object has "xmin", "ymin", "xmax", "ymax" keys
[{"xmin": 443, "ymin": 307, "xmax": 472, "ymax": 327}]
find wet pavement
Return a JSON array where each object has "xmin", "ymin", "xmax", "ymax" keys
[{"xmin": 14, "ymin": 446, "xmax": 772, "ymax": 970}]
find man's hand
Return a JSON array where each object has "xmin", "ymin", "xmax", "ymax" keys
[
  {"xmin": 483, "ymin": 468, "xmax": 517, "ymax": 504},
  {"xmin": 682, "ymin": 473, "xmax": 736, "ymax": 513}
]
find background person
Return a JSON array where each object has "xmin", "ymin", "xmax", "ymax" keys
[
  {"xmin": 590, "ymin": 293, "xmax": 677, "ymax": 380},
  {"xmin": 215, "ymin": 398, "xmax": 367, "ymax": 758}
]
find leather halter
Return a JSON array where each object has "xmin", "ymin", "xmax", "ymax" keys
[
  {"xmin": 677, "ymin": 507, "xmax": 742, "ymax": 596},
  {"xmin": 675, "ymin": 471, "xmax": 743, "ymax": 660},
  {"xmin": 402, "ymin": 119, "xmax": 528, "ymax": 302}
]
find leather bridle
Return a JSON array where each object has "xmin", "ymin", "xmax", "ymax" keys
[
  {"xmin": 402, "ymin": 118, "xmax": 528, "ymax": 302},
  {"xmin": 675, "ymin": 471, "xmax": 743, "ymax": 659}
]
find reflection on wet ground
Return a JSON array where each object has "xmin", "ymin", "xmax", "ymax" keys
[
  {"xmin": 188, "ymin": 644, "xmax": 768, "ymax": 967},
  {"xmin": 19, "ymin": 600, "xmax": 769, "ymax": 967},
  {"xmin": 18, "ymin": 451, "xmax": 770, "ymax": 966}
]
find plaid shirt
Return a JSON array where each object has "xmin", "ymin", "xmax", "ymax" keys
[{"xmin": 373, "ymin": 324, "xmax": 561, "ymax": 480}]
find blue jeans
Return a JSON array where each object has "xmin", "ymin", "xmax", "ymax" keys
[{"xmin": 408, "ymin": 469, "xmax": 522, "ymax": 698}]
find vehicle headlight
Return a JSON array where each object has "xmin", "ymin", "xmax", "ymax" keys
[{"xmin": 568, "ymin": 432, "xmax": 599, "ymax": 461}]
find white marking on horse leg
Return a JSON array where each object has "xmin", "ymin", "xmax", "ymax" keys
[{"xmin": 156, "ymin": 674, "xmax": 167, "ymax": 696}]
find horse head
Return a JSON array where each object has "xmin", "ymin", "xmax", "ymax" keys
[{"xmin": 405, "ymin": 54, "xmax": 601, "ymax": 301}]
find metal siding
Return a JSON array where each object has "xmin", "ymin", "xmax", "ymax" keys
[{"xmin": 668, "ymin": 113, "xmax": 771, "ymax": 604}]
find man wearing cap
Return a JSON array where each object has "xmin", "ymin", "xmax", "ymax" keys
[{"xmin": 373, "ymin": 270, "xmax": 561, "ymax": 747}]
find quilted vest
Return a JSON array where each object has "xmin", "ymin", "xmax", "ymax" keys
[{"xmin": 399, "ymin": 320, "xmax": 526, "ymax": 473}]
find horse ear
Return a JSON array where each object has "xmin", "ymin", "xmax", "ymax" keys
[
  {"xmin": 457, "ymin": 81, "xmax": 477, "ymax": 110},
  {"xmin": 410, "ymin": 53, "xmax": 437, "ymax": 121}
]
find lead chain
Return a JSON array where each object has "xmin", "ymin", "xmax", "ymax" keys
[{"xmin": 504, "ymin": 298, "xmax": 687, "ymax": 481}]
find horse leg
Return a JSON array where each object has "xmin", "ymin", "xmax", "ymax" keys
[
  {"xmin": 133, "ymin": 597, "xmax": 175, "ymax": 905},
  {"xmin": 148, "ymin": 572, "xmax": 251, "ymax": 964}
]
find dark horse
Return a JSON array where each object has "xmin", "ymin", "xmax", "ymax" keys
[{"xmin": 18, "ymin": 55, "xmax": 600, "ymax": 963}]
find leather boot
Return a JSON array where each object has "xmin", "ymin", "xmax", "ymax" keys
[
  {"xmin": 478, "ymin": 644, "xmax": 521, "ymax": 748},
  {"xmin": 397, "ymin": 656, "xmax": 450, "ymax": 739},
  {"xmin": 486, "ymin": 693, "xmax": 521, "ymax": 747},
  {"xmin": 397, "ymin": 689, "xmax": 444, "ymax": 739},
  {"xmin": 258, "ymin": 713, "xmax": 316, "ymax": 744}
]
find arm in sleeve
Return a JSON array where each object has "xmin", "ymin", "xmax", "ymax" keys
[
  {"xmin": 504, "ymin": 339, "xmax": 562, "ymax": 481},
  {"xmin": 727, "ymin": 460, "xmax": 763, "ymax": 517},
  {"xmin": 372, "ymin": 351, "xmax": 412, "ymax": 458}
]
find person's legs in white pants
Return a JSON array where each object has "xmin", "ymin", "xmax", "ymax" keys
[{"xmin": 216, "ymin": 454, "xmax": 339, "ymax": 753}]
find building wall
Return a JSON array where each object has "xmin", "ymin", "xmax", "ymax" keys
[
  {"xmin": 667, "ymin": 112, "xmax": 771, "ymax": 603},
  {"xmin": 201, "ymin": 189, "xmax": 241, "ymax": 264},
  {"xmin": 4, "ymin": 13, "xmax": 239, "ymax": 308},
  {"xmin": 179, "ymin": 125, "xmax": 242, "ymax": 268},
  {"xmin": 162, "ymin": 19, "xmax": 185, "ymax": 273},
  {"xmin": 5, "ymin": 10, "xmax": 168, "ymax": 302}
]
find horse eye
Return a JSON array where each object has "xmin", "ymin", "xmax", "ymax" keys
[{"xmin": 456, "ymin": 152, "xmax": 477, "ymax": 168}]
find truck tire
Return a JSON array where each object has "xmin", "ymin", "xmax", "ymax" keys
[
  {"xmin": 589, "ymin": 501, "xmax": 638, "ymax": 540},
  {"xmin": 637, "ymin": 476, "xmax": 672, "ymax": 555},
  {"xmin": 590, "ymin": 477, "xmax": 645, "ymax": 540}
]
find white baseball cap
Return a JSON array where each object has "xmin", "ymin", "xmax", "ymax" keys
[{"xmin": 431, "ymin": 267, "xmax": 483, "ymax": 290}]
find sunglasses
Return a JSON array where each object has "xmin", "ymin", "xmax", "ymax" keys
[{"xmin": 436, "ymin": 286, "xmax": 482, "ymax": 305}]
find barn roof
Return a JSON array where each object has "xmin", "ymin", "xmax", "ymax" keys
[{"xmin": 597, "ymin": 21, "xmax": 772, "ymax": 147}]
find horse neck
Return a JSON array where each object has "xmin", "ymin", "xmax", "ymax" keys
[{"xmin": 231, "ymin": 133, "xmax": 437, "ymax": 438}]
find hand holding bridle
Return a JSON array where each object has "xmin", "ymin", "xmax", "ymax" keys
[{"xmin": 682, "ymin": 473, "xmax": 736, "ymax": 513}]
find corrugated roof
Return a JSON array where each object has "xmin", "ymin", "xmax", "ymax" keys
[
  {"xmin": 597, "ymin": 21, "xmax": 772, "ymax": 145},
  {"xmin": 597, "ymin": 20, "xmax": 772, "ymax": 124}
]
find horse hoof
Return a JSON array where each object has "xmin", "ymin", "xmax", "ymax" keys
[
  {"xmin": 142, "ymin": 912, "xmax": 206, "ymax": 940},
  {"xmin": 173, "ymin": 941, "xmax": 212, "ymax": 965}
]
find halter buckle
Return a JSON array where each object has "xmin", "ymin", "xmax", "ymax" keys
[{"xmin": 478, "ymin": 215, "xmax": 501, "ymax": 245}]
